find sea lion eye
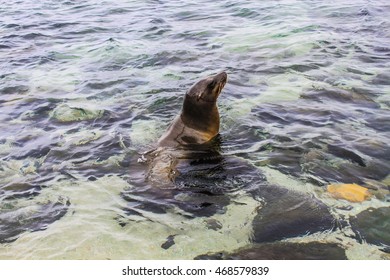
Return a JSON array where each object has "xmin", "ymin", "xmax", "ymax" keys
[{"xmin": 208, "ymin": 81, "xmax": 216, "ymax": 88}]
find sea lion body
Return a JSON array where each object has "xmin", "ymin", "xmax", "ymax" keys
[{"xmin": 143, "ymin": 72, "xmax": 227, "ymax": 187}]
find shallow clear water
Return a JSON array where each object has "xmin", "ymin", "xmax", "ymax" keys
[{"xmin": 0, "ymin": 0, "xmax": 389, "ymax": 259}]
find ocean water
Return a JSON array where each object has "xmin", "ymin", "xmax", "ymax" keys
[{"xmin": 0, "ymin": 0, "xmax": 389, "ymax": 259}]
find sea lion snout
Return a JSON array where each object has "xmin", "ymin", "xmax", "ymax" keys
[
  {"xmin": 213, "ymin": 71, "xmax": 227, "ymax": 99},
  {"xmin": 214, "ymin": 71, "xmax": 227, "ymax": 85}
]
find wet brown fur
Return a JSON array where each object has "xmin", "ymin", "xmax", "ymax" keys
[{"xmin": 144, "ymin": 72, "xmax": 227, "ymax": 187}]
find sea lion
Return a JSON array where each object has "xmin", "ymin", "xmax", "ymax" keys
[
  {"xmin": 140, "ymin": 71, "xmax": 227, "ymax": 186},
  {"xmin": 157, "ymin": 71, "xmax": 227, "ymax": 147}
]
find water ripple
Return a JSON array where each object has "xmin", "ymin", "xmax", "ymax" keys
[{"xmin": 0, "ymin": 0, "xmax": 389, "ymax": 259}]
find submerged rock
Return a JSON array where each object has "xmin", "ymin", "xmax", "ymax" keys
[
  {"xmin": 1, "ymin": 181, "xmax": 43, "ymax": 200},
  {"xmin": 304, "ymin": 159, "xmax": 389, "ymax": 186},
  {"xmin": 161, "ymin": 235, "xmax": 176, "ymax": 250},
  {"xmin": 50, "ymin": 104, "xmax": 104, "ymax": 122},
  {"xmin": 205, "ymin": 218, "xmax": 223, "ymax": 231},
  {"xmin": 248, "ymin": 101, "xmax": 390, "ymax": 186},
  {"xmin": 327, "ymin": 144, "xmax": 366, "ymax": 167},
  {"xmin": 0, "ymin": 197, "xmax": 69, "ymax": 243},
  {"xmin": 327, "ymin": 183, "xmax": 371, "ymax": 202},
  {"xmin": 350, "ymin": 207, "xmax": 390, "ymax": 250},
  {"xmin": 195, "ymin": 242, "xmax": 347, "ymax": 260},
  {"xmin": 252, "ymin": 187, "xmax": 335, "ymax": 243}
]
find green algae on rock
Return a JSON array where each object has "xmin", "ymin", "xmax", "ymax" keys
[
  {"xmin": 50, "ymin": 104, "xmax": 104, "ymax": 122},
  {"xmin": 350, "ymin": 207, "xmax": 390, "ymax": 251}
]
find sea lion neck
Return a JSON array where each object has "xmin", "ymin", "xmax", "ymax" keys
[{"xmin": 181, "ymin": 96, "xmax": 220, "ymax": 134}]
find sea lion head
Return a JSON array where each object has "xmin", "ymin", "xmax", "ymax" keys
[
  {"xmin": 181, "ymin": 72, "xmax": 227, "ymax": 136},
  {"xmin": 186, "ymin": 71, "xmax": 227, "ymax": 103}
]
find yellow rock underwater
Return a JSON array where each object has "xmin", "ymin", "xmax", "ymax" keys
[{"xmin": 327, "ymin": 183, "xmax": 371, "ymax": 202}]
